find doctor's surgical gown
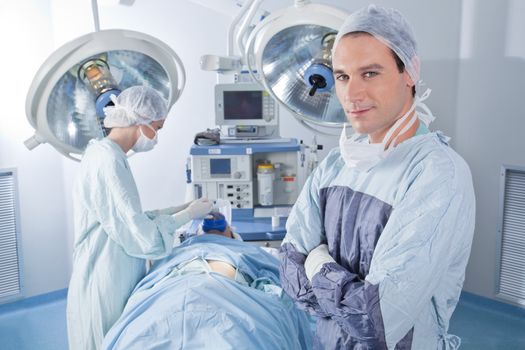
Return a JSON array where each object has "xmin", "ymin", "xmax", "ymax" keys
[
  {"xmin": 280, "ymin": 130, "xmax": 475, "ymax": 350},
  {"xmin": 67, "ymin": 138, "xmax": 187, "ymax": 350}
]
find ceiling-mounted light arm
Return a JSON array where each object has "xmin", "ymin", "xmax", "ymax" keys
[
  {"xmin": 228, "ymin": 0, "xmax": 255, "ymax": 56},
  {"xmin": 169, "ymin": 48, "xmax": 187, "ymax": 101},
  {"xmin": 235, "ymin": 0, "xmax": 264, "ymax": 63},
  {"xmin": 201, "ymin": 0, "xmax": 255, "ymax": 72},
  {"xmin": 294, "ymin": 0, "xmax": 311, "ymax": 7},
  {"xmin": 201, "ymin": 0, "xmax": 270, "ymax": 73},
  {"xmin": 91, "ymin": 0, "xmax": 101, "ymax": 32},
  {"xmin": 244, "ymin": 20, "xmax": 266, "ymax": 83}
]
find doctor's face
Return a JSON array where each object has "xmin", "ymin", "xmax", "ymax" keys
[{"xmin": 333, "ymin": 33, "xmax": 414, "ymax": 143}]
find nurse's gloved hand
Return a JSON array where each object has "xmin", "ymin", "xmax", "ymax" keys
[
  {"xmin": 150, "ymin": 202, "xmax": 191, "ymax": 216},
  {"xmin": 304, "ymin": 244, "xmax": 335, "ymax": 281},
  {"xmin": 187, "ymin": 198, "xmax": 213, "ymax": 219}
]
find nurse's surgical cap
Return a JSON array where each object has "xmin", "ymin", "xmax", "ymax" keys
[
  {"xmin": 103, "ymin": 85, "xmax": 168, "ymax": 128},
  {"xmin": 333, "ymin": 4, "xmax": 420, "ymax": 84}
]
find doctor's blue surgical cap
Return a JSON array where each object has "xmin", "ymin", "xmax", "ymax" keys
[
  {"xmin": 333, "ymin": 4, "xmax": 420, "ymax": 84},
  {"xmin": 103, "ymin": 85, "xmax": 168, "ymax": 128}
]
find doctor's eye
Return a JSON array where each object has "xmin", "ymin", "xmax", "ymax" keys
[
  {"xmin": 363, "ymin": 71, "xmax": 378, "ymax": 79},
  {"xmin": 335, "ymin": 74, "xmax": 349, "ymax": 81}
]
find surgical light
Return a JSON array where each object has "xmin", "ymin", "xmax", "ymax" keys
[
  {"xmin": 200, "ymin": 0, "xmax": 348, "ymax": 132},
  {"xmin": 25, "ymin": 29, "xmax": 185, "ymax": 161},
  {"xmin": 303, "ymin": 32, "xmax": 336, "ymax": 96},
  {"xmin": 244, "ymin": 1, "xmax": 348, "ymax": 129},
  {"xmin": 78, "ymin": 57, "xmax": 120, "ymax": 118}
]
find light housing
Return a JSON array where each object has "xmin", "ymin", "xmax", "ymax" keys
[
  {"xmin": 245, "ymin": 3, "xmax": 348, "ymax": 128},
  {"xmin": 25, "ymin": 29, "xmax": 185, "ymax": 160}
]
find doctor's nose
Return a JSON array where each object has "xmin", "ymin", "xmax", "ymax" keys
[{"xmin": 343, "ymin": 77, "xmax": 366, "ymax": 104}]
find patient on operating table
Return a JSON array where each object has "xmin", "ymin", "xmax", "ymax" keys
[
  {"xmin": 201, "ymin": 211, "xmax": 235, "ymax": 238},
  {"xmin": 102, "ymin": 210, "xmax": 313, "ymax": 350},
  {"xmin": 201, "ymin": 212, "xmax": 240, "ymax": 280}
]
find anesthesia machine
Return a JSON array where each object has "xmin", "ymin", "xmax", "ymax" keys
[
  {"xmin": 193, "ymin": 0, "xmax": 349, "ymax": 242},
  {"xmin": 189, "ymin": 82, "xmax": 307, "ymax": 243}
]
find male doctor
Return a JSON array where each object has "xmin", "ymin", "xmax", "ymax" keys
[{"xmin": 279, "ymin": 5, "xmax": 475, "ymax": 349}]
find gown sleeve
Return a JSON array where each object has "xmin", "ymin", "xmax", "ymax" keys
[
  {"xmin": 279, "ymin": 149, "xmax": 340, "ymax": 317},
  {"xmin": 310, "ymin": 152, "xmax": 475, "ymax": 348},
  {"xmin": 86, "ymin": 153, "xmax": 188, "ymax": 259}
]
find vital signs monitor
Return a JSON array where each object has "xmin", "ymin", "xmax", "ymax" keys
[{"xmin": 215, "ymin": 83, "xmax": 279, "ymax": 138}]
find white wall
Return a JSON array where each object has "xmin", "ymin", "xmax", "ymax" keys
[
  {"xmin": 0, "ymin": 1, "xmax": 71, "ymax": 298},
  {"xmin": 2, "ymin": 0, "xmax": 522, "ymax": 306},
  {"xmin": 454, "ymin": 0, "xmax": 525, "ymax": 301}
]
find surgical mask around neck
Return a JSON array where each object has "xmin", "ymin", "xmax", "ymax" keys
[
  {"xmin": 412, "ymin": 88, "xmax": 435, "ymax": 127},
  {"xmin": 339, "ymin": 88, "xmax": 434, "ymax": 171},
  {"xmin": 132, "ymin": 123, "xmax": 158, "ymax": 153}
]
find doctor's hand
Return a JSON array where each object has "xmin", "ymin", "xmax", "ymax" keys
[
  {"xmin": 304, "ymin": 244, "xmax": 335, "ymax": 281},
  {"xmin": 187, "ymin": 198, "xmax": 213, "ymax": 219}
]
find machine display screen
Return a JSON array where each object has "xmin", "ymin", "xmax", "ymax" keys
[
  {"xmin": 210, "ymin": 158, "xmax": 231, "ymax": 176},
  {"xmin": 224, "ymin": 91, "xmax": 263, "ymax": 120}
]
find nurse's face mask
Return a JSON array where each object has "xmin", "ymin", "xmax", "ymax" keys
[{"xmin": 132, "ymin": 124, "xmax": 158, "ymax": 153}]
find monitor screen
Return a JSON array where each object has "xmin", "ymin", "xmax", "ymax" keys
[
  {"xmin": 223, "ymin": 91, "xmax": 263, "ymax": 120},
  {"xmin": 210, "ymin": 158, "xmax": 231, "ymax": 176}
]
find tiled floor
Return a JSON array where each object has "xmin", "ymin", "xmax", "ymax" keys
[
  {"xmin": 0, "ymin": 289, "xmax": 524, "ymax": 350},
  {"xmin": 0, "ymin": 289, "xmax": 68, "ymax": 350},
  {"xmin": 449, "ymin": 292, "xmax": 525, "ymax": 350}
]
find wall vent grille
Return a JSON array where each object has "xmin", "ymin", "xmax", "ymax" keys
[
  {"xmin": 498, "ymin": 167, "xmax": 525, "ymax": 304},
  {"xmin": 0, "ymin": 170, "xmax": 22, "ymax": 301}
]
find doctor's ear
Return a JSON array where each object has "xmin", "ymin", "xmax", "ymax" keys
[
  {"xmin": 403, "ymin": 71, "xmax": 416, "ymax": 97},
  {"xmin": 403, "ymin": 70, "xmax": 414, "ymax": 87}
]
